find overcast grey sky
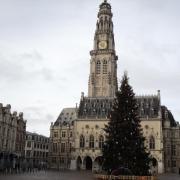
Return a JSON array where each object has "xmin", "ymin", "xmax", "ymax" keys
[{"xmin": 0, "ymin": 0, "xmax": 179, "ymax": 136}]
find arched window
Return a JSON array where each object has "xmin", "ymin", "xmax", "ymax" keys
[
  {"xmin": 89, "ymin": 135, "xmax": 94, "ymax": 148},
  {"xmin": 103, "ymin": 60, "xmax": 107, "ymax": 74},
  {"xmin": 80, "ymin": 135, "xmax": 85, "ymax": 148},
  {"xmin": 96, "ymin": 61, "xmax": 101, "ymax": 74},
  {"xmin": 99, "ymin": 135, "xmax": 104, "ymax": 149},
  {"xmin": 149, "ymin": 136, "xmax": 155, "ymax": 149}
]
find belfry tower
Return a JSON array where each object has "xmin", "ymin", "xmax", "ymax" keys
[
  {"xmin": 50, "ymin": 0, "xmax": 165, "ymax": 174},
  {"xmin": 88, "ymin": 0, "xmax": 118, "ymax": 97}
]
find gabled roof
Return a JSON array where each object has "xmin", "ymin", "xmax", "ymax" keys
[
  {"xmin": 54, "ymin": 108, "xmax": 77, "ymax": 126},
  {"xmin": 78, "ymin": 97, "xmax": 114, "ymax": 119},
  {"xmin": 78, "ymin": 95, "xmax": 161, "ymax": 119},
  {"xmin": 136, "ymin": 95, "xmax": 160, "ymax": 118}
]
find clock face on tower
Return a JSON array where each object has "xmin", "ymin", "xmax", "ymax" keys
[{"xmin": 98, "ymin": 41, "xmax": 107, "ymax": 49}]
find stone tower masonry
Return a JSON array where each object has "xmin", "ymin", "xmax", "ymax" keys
[{"xmin": 88, "ymin": 0, "xmax": 118, "ymax": 98}]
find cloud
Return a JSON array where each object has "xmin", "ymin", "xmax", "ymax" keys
[
  {"xmin": 19, "ymin": 50, "xmax": 43, "ymax": 62},
  {"xmin": 23, "ymin": 105, "xmax": 55, "ymax": 136},
  {"xmin": 0, "ymin": 50, "xmax": 55, "ymax": 83},
  {"xmin": 41, "ymin": 68, "xmax": 54, "ymax": 81},
  {"xmin": 0, "ymin": 0, "xmax": 180, "ymax": 136}
]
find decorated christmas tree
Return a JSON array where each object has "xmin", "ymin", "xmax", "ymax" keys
[{"xmin": 102, "ymin": 72, "xmax": 151, "ymax": 175}]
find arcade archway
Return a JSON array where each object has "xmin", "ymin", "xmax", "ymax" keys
[
  {"xmin": 76, "ymin": 156, "xmax": 82, "ymax": 170},
  {"xmin": 94, "ymin": 156, "xmax": 103, "ymax": 172},
  {"xmin": 84, "ymin": 156, "xmax": 92, "ymax": 170},
  {"xmin": 150, "ymin": 158, "xmax": 158, "ymax": 175}
]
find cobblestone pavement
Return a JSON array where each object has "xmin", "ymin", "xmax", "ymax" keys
[
  {"xmin": 1, "ymin": 171, "xmax": 180, "ymax": 180},
  {"xmin": 0, "ymin": 170, "xmax": 93, "ymax": 180},
  {"xmin": 158, "ymin": 173, "xmax": 180, "ymax": 180}
]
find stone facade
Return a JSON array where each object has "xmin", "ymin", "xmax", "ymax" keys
[
  {"xmin": 162, "ymin": 106, "xmax": 180, "ymax": 173},
  {"xmin": 49, "ymin": 0, "xmax": 180, "ymax": 174},
  {"xmin": 25, "ymin": 132, "xmax": 49, "ymax": 169},
  {"xmin": 74, "ymin": 92, "xmax": 164, "ymax": 174},
  {"xmin": 49, "ymin": 108, "xmax": 77, "ymax": 169},
  {"xmin": 0, "ymin": 103, "xmax": 26, "ymax": 170},
  {"xmin": 16, "ymin": 112, "xmax": 26, "ymax": 162}
]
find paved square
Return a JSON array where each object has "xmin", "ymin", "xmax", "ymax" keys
[
  {"xmin": 1, "ymin": 171, "xmax": 180, "ymax": 180},
  {"xmin": 0, "ymin": 170, "xmax": 93, "ymax": 180},
  {"xmin": 158, "ymin": 173, "xmax": 180, "ymax": 180}
]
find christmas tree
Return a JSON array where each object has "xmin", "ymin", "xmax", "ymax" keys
[{"xmin": 102, "ymin": 72, "xmax": 151, "ymax": 175}]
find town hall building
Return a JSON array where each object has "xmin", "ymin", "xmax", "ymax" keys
[{"xmin": 49, "ymin": 0, "xmax": 180, "ymax": 174}]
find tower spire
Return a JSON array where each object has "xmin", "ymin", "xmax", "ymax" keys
[{"xmin": 88, "ymin": 1, "xmax": 118, "ymax": 98}]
